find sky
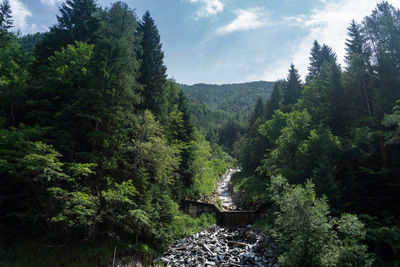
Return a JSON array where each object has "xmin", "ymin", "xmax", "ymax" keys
[{"xmin": 9, "ymin": 0, "xmax": 400, "ymax": 84}]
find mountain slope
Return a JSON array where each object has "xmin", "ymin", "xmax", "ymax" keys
[{"xmin": 179, "ymin": 81, "xmax": 274, "ymax": 134}]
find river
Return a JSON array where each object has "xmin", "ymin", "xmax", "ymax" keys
[
  {"xmin": 217, "ymin": 168, "xmax": 240, "ymax": 210},
  {"xmin": 157, "ymin": 168, "xmax": 281, "ymax": 266}
]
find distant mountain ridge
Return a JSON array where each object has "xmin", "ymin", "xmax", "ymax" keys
[
  {"xmin": 178, "ymin": 81, "xmax": 274, "ymax": 138},
  {"xmin": 180, "ymin": 81, "xmax": 274, "ymax": 113}
]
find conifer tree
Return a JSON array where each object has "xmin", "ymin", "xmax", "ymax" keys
[
  {"xmin": 265, "ymin": 79, "xmax": 284, "ymax": 120},
  {"xmin": 281, "ymin": 64, "xmax": 302, "ymax": 106},
  {"xmin": 344, "ymin": 19, "xmax": 373, "ymax": 119},
  {"xmin": 34, "ymin": 0, "xmax": 99, "ymax": 63},
  {"xmin": 320, "ymin": 61, "xmax": 347, "ymax": 134},
  {"xmin": 306, "ymin": 41, "xmax": 336, "ymax": 84},
  {"xmin": 138, "ymin": 11, "xmax": 167, "ymax": 116},
  {"xmin": 57, "ymin": 0, "xmax": 98, "ymax": 41},
  {"xmin": 249, "ymin": 97, "xmax": 264, "ymax": 126},
  {"xmin": 306, "ymin": 40, "xmax": 321, "ymax": 84},
  {"xmin": 345, "ymin": 20, "xmax": 365, "ymax": 64},
  {"xmin": 0, "ymin": 0, "xmax": 12, "ymax": 37},
  {"xmin": 176, "ymin": 91, "xmax": 196, "ymax": 188},
  {"xmin": 364, "ymin": 1, "xmax": 400, "ymax": 118}
]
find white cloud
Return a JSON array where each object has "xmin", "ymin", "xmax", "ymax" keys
[
  {"xmin": 40, "ymin": 0, "xmax": 63, "ymax": 7},
  {"xmin": 9, "ymin": 0, "xmax": 37, "ymax": 33},
  {"xmin": 190, "ymin": 0, "xmax": 224, "ymax": 17},
  {"xmin": 216, "ymin": 8, "xmax": 266, "ymax": 34},
  {"xmin": 259, "ymin": 0, "xmax": 400, "ymax": 81}
]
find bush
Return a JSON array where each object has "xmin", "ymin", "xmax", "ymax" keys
[{"xmin": 268, "ymin": 175, "xmax": 373, "ymax": 266}]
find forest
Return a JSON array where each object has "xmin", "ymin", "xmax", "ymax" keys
[
  {"xmin": 232, "ymin": 2, "xmax": 400, "ymax": 266},
  {"xmin": 181, "ymin": 81, "xmax": 273, "ymax": 158},
  {"xmin": 1, "ymin": 0, "xmax": 400, "ymax": 266},
  {"xmin": 0, "ymin": 0, "xmax": 232, "ymax": 265}
]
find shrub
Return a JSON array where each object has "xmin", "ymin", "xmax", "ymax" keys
[{"xmin": 269, "ymin": 175, "xmax": 373, "ymax": 266}]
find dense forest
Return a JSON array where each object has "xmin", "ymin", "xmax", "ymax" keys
[
  {"xmin": 232, "ymin": 2, "xmax": 400, "ymax": 266},
  {"xmin": 181, "ymin": 81, "xmax": 274, "ymax": 158},
  {"xmin": 2, "ymin": 0, "xmax": 400, "ymax": 265},
  {"xmin": 0, "ymin": 0, "xmax": 233, "ymax": 265}
]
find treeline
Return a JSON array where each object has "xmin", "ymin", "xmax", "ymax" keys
[
  {"xmin": 237, "ymin": 2, "xmax": 400, "ymax": 265},
  {"xmin": 0, "ymin": 0, "xmax": 231, "ymax": 265},
  {"xmin": 181, "ymin": 81, "xmax": 274, "ymax": 157}
]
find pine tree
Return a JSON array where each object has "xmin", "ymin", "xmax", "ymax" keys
[
  {"xmin": 249, "ymin": 97, "xmax": 264, "ymax": 126},
  {"xmin": 306, "ymin": 41, "xmax": 336, "ymax": 84},
  {"xmin": 34, "ymin": 0, "xmax": 98, "ymax": 63},
  {"xmin": 320, "ymin": 44, "xmax": 336, "ymax": 64},
  {"xmin": 0, "ymin": 3, "xmax": 31, "ymax": 127},
  {"xmin": 0, "ymin": 0, "xmax": 12, "ymax": 33},
  {"xmin": 364, "ymin": 1, "xmax": 400, "ymax": 118},
  {"xmin": 57, "ymin": 0, "xmax": 98, "ymax": 41},
  {"xmin": 344, "ymin": 19, "xmax": 372, "ymax": 120},
  {"xmin": 306, "ymin": 40, "xmax": 321, "ymax": 84},
  {"xmin": 138, "ymin": 11, "xmax": 167, "ymax": 116},
  {"xmin": 281, "ymin": 64, "xmax": 302, "ymax": 106},
  {"xmin": 265, "ymin": 79, "xmax": 284, "ymax": 120},
  {"xmin": 0, "ymin": 0, "xmax": 12, "ymax": 44},
  {"xmin": 345, "ymin": 20, "xmax": 365, "ymax": 64},
  {"xmin": 320, "ymin": 61, "xmax": 347, "ymax": 134}
]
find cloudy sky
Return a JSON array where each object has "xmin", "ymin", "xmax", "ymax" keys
[{"xmin": 9, "ymin": 0, "xmax": 400, "ymax": 84}]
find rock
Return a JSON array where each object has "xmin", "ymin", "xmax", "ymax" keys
[
  {"xmin": 157, "ymin": 226, "xmax": 280, "ymax": 266},
  {"xmin": 244, "ymin": 230, "xmax": 257, "ymax": 243}
]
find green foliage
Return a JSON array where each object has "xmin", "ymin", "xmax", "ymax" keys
[
  {"xmin": 0, "ymin": 0, "xmax": 12, "ymax": 37},
  {"xmin": 0, "ymin": 2, "xmax": 228, "ymax": 264},
  {"xmin": 382, "ymin": 100, "xmax": 400, "ymax": 145},
  {"xmin": 181, "ymin": 81, "xmax": 273, "ymax": 154},
  {"xmin": 231, "ymin": 171, "xmax": 269, "ymax": 203},
  {"xmin": 53, "ymin": 191, "xmax": 100, "ymax": 229},
  {"xmin": 191, "ymin": 130, "xmax": 228, "ymax": 196},
  {"xmin": 0, "ymin": 35, "xmax": 32, "ymax": 126},
  {"xmin": 281, "ymin": 64, "xmax": 302, "ymax": 107},
  {"xmin": 269, "ymin": 176, "xmax": 373, "ymax": 267},
  {"xmin": 171, "ymin": 213, "xmax": 216, "ymax": 240},
  {"xmin": 18, "ymin": 32, "xmax": 44, "ymax": 53},
  {"xmin": 138, "ymin": 11, "xmax": 167, "ymax": 117},
  {"xmin": 237, "ymin": 4, "xmax": 400, "ymax": 265},
  {"xmin": 34, "ymin": 0, "xmax": 98, "ymax": 63}
]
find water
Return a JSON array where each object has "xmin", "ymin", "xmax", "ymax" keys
[{"xmin": 217, "ymin": 168, "xmax": 239, "ymax": 210}]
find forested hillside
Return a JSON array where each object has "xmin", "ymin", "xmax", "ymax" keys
[
  {"xmin": 235, "ymin": 2, "xmax": 400, "ymax": 265},
  {"xmin": 2, "ymin": 0, "xmax": 400, "ymax": 265},
  {"xmin": 181, "ymin": 82, "xmax": 274, "ymax": 157},
  {"xmin": 0, "ymin": 0, "xmax": 232, "ymax": 265}
]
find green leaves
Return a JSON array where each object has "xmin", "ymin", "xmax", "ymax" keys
[
  {"xmin": 18, "ymin": 142, "xmax": 71, "ymax": 183},
  {"xmin": 52, "ymin": 191, "xmax": 100, "ymax": 228},
  {"xmin": 269, "ymin": 176, "xmax": 373, "ymax": 267},
  {"xmin": 382, "ymin": 100, "xmax": 400, "ymax": 145}
]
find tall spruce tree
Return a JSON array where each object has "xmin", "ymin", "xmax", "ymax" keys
[
  {"xmin": 0, "ymin": 2, "xmax": 30, "ymax": 127},
  {"xmin": 320, "ymin": 61, "xmax": 347, "ymax": 134},
  {"xmin": 306, "ymin": 40, "xmax": 322, "ymax": 84},
  {"xmin": 364, "ymin": 1, "xmax": 400, "ymax": 118},
  {"xmin": 138, "ymin": 11, "xmax": 167, "ymax": 117},
  {"xmin": 0, "ymin": 0, "xmax": 12, "ymax": 38},
  {"xmin": 306, "ymin": 41, "xmax": 337, "ymax": 84},
  {"xmin": 265, "ymin": 79, "xmax": 284, "ymax": 120},
  {"xmin": 176, "ymin": 91, "xmax": 195, "ymax": 188},
  {"xmin": 344, "ymin": 19, "xmax": 373, "ymax": 120},
  {"xmin": 281, "ymin": 64, "xmax": 302, "ymax": 107},
  {"xmin": 249, "ymin": 97, "xmax": 264, "ymax": 126},
  {"xmin": 34, "ymin": 0, "xmax": 98, "ymax": 63},
  {"xmin": 345, "ymin": 20, "xmax": 366, "ymax": 64}
]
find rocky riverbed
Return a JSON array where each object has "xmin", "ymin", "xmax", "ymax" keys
[
  {"xmin": 155, "ymin": 168, "xmax": 281, "ymax": 266},
  {"xmin": 158, "ymin": 225, "xmax": 280, "ymax": 266},
  {"xmin": 217, "ymin": 168, "xmax": 240, "ymax": 211}
]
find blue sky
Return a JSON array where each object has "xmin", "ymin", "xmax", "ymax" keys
[{"xmin": 9, "ymin": 0, "xmax": 400, "ymax": 84}]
